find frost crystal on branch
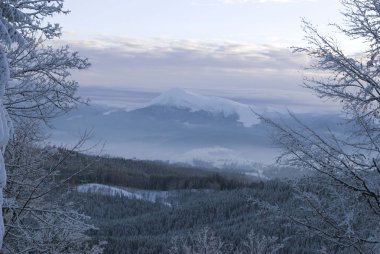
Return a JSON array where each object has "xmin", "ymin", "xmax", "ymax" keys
[
  {"xmin": 0, "ymin": 1, "xmax": 90, "ymax": 251},
  {"xmin": 261, "ymin": 0, "xmax": 380, "ymax": 252}
]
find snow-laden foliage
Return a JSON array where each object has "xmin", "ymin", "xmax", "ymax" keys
[
  {"xmin": 261, "ymin": 0, "xmax": 380, "ymax": 252},
  {"xmin": 2, "ymin": 121, "xmax": 100, "ymax": 253},
  {"xmin": 169, "ymin": 227, "xmax": 283, "ymax": 254},
  {"xmin": 0, "ymin": 0, "xmax": 66, "ymax": 43},
  {"xmin": 6, "ymin": 41, "xmax": 89, "ymax": 123},
  {"xmin": 0, "ymin": 0, "xmax": 91, "ymax": 252},
  {"xmin": 240, "ymin": 230, "xmax": 283, "ymax": 254},
  {"xmin": 171, "ymin": 227, "xmax": 225, "ymax": 254},
  {"xmin": 0, "ymin": 51, "xmax": 10, "ymax": 249}
]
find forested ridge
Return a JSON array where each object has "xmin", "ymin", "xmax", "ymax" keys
[
  {"xmin": 57, "ymin": 152, "xmax": 367, "ymax": 254},
  {"xmin": 56, "ymin": 150, "xmax": 254, "ymax": 191}
]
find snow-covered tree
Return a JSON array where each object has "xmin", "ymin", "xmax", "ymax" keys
[
  {"xmin": 0, "ymin": 0, "xmax": 90, "ymax": 251},
  {"xmin": 2, "ymin": 120, "xmax": 100, "ymax": 253},
  {"xmin": 170, "ymin": 227, "xmax": 225, "ymax": 254},
  {"xmin": 240, "ymin": 230, "xmax": 283, "ymax": 254},
  {"xmin": 6, "ymin": 38, "xmax": 89, "ymax": 123},
  {"xmin": 169, "ymin": 228, "xmax": 283, "ymax": 254},
  {"xmin": 261, "ymin": 0, "xmax": 380, "ymax": 252}
]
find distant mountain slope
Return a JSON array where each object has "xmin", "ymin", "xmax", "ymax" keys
[
  {"xmin": 49, "ymin": 88, "xmax": 347, "ymax": 169},
  {"xmin": 140, "ymin": 88, "xmax": 259, "ymax": 127}
]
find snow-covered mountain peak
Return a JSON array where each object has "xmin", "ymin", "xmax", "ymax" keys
[{"xmin": 145, "ymin": 88, "xmax": 260, "ymax": 127}]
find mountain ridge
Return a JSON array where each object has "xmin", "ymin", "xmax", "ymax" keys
[{"xmin": 132, "ymin": 88, "xmax": 260, "ymax": 127}]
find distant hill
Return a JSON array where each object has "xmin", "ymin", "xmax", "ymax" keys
[
  {"xmin": 56, "ymin": 151, "xmax": 254, "ymax": 190},
  {"xmin": 49, "ymin": 88, "xmax": 348, "ymax": 173}
]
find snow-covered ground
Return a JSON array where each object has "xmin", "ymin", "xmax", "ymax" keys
[{"xmin": 76, "ymin": 184, "xmax": 173, "ymax": 206}]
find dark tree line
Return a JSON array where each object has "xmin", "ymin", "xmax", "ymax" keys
[
  {"xmin": 68, "ymin": 176, "xmax": 362, "ymax": 254},
  {"xmin": 55, "ymin": 151, "xmax": 254, "ymax": 191}
]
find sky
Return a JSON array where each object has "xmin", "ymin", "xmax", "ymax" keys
[{"xmin": 54, "ymin": 0, "xmax": 346, "ymax": 111}]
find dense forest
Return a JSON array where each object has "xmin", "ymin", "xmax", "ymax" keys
[
  {"xmin": 56, "ymin": 150, "xmax": 254, "ymax": 191},
  {"xmin": 55, "ymin": 152, "xmax": 368, "ymax": 254}
]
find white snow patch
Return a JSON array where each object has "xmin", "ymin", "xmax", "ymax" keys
[
  {"xmin": 103, "ymin": 109, "xmax": 119, "ymax": 116},
  {"xmin": 76, "ymin": 184, "xmax": 172, "ymax": 206},
  {"xmin": 142, "ymin": 88, "xmax": 260, "ymax": 127}
]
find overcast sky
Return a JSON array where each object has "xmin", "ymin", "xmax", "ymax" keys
[{"xmin": 55, "ymin": 0, "xmax": 347, "ymax": 111}]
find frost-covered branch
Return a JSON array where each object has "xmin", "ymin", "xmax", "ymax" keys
[
  {"xmin": 0, "ymin": 0, "xmax": 91, "ymax": 251},
  {"xmin": 6, "ymin": 40, "xmax": 90, "ymax": 123},
  {"xmin": 3, "ymin": 120, "xmax": 102, "ymax": 253},
  {"xmin": 262, "ymin": 0, "xmax": 380, "ymax": 252}
]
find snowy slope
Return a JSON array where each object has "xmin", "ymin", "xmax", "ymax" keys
[
  {"xmin": 77, "ymin": 184, "xmax": 172, "ymax": 206},
  {"xmin": 142, "ymin": 88, "xmax": 259, "ymax": 127}
]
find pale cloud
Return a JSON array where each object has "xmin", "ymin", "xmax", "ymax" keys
[
  {"xmin": 54, "ymin": 37, "xmax": 340, "ymax": 112},
  {"xmin": 191, "ymin": 0, "xmax": 316, "ymax": 6},
  {"xmin": 59, "ymin": 37, "xmax": 308, "ymax": 90},
  {"xmin": 221, "ymin": 0, "xmax": 316, "ymax": 3},
  {"xmin": 61, "ymin": 37, "xmax": 307, "ymax": 71}
]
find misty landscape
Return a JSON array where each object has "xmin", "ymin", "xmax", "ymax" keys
[
  {"xmin": 0, "ymin": 0, "xmax": 379, "ymax": 254},
  {"xmin": 49, "ymin": 88, "xmax": 349, "ymax": 179}
]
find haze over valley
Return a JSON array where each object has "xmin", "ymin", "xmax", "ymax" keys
[
  {"xmin": 1, "ymin": 1, "xmax": 378, "ymax": 253},
  {"xmin": 50, "ymin": 88, "xmax": 347, "ymax": 178}
]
